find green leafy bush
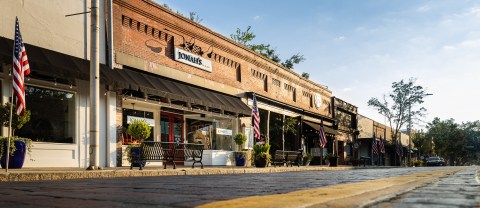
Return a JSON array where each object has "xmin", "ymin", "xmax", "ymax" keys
[{"xmin": 127, "ymin": 119, "xmax": 151, "ymax": 141}]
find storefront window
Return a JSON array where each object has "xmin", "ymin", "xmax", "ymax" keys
[
  {"xmin": 213, "ymin": 119, "xmax": 233, "ymax": 151},
  {"xmin": 16, "ymin": 85, "xmax": 75, "ymax": 143},
  {"xmin": 186, "ymin": 118, "xmax": 213, "ymax": 150},
  {"xmin": 186, "ymin": 116, "xmax": 234, "ymax": 151},
  {"xmin": 160, "ymin": 115, "xmax": 170, "ymax": 142},
  {"xmin": 122, "ymin": 109, "xmax": 154, "ymax": 141}
]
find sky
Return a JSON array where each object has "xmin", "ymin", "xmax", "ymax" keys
[{"xmin": 156, "ymin": 0, "xmax": 480, "ymax": 129}]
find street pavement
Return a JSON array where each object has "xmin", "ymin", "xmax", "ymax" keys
[
  {"xmin": 0, "ymin": 166, "xmax": 476, "ymax": 207},
  {"xmin": 371, "ymin": 166, "xmax": 480, "ymax": 208}
]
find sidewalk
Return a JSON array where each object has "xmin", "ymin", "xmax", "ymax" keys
[{"xmin": 0, "ymin": 165, "xmax": 391, "ymax": 182}]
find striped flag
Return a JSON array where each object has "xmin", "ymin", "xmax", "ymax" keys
[
  {"xmin": 378, "ymin": 136, "xmax": 385, "ymax": 154},
  {"xmin": 319, "ymin": 120, "xmax": 327, "ymax": 148},
  {"xmin": 13, "ymin": 17, "xmax": 30, "ymax": 116},
  {"xmin": 372, "ymin": 133, "xmax": 378, "ymax": 155},
  {"xmin": 252, "ymin": 93, "xmax": 261, "ymax": 141}
]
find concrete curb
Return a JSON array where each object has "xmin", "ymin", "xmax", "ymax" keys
[{"xmin": 0, "ymin": 165, "xmax": 396, "ymax": 182}]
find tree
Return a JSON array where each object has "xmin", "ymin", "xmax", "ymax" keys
[
  {"xmin": 282, "ymin": 53, "xmax": 305, "ymax": 69},
  {"xmin": 301, "ymin": 72, "xmax": 310, "ymax": 79},
  {"xmin": 427, "ymin": 118, "xmax": 465, "ymax": 165},
  {"xmin": 230, "ymin": 26, "xmax": 305, "ymax": 68},
  {"xmin": 459, "ymin": 120, "xmax": 480, "ymax": 164},
  {"xmin": 412, "ymin": 130, "xmax": 434, "ymax": 157},
  {"xmin": 189, "ymin": 12, "xmax": 203, "ymax": 23},
  {"xmin": 162, "ymin": 3, "xmax": 171, "ymax": 10},
  {"xmin": 230, "ymin": 26, "xmax": 256, "ymax": 47},
  {"xmin": 368, "ymin": 78, "xmax": 429, "ymax": 143},
  {"xmin": 251, "ymin": 44, "xmax": 281, "ymax": 63}
]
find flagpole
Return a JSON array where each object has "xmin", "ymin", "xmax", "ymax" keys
[{"xmin": 6, "ymin": 73, "xmax": 14, "ymax": 173}]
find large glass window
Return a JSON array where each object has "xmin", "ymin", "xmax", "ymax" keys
[
  {"xmin": 213, "ymin": 118, "xmax": 233, "ymax": 151},
  {"xmin": 186, "ymin": 118, "xmax": 213, "ymax": 150},
  {"xmin": 122, "ymin": 108, "xmax": 154, "ymax": 142},
  {"xmin": 185, "ymin": 116, "xmax": 234, "ymax": 151},
  {"xmin": 16, "ymin": 85, "xmax": 75, "ymax": 143}
]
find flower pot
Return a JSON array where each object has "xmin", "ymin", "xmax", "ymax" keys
[
  {"xmin": 234, "ymin": 152, "xmax": 246, "ymax": 167},
  {"xmin": 1, "ymin": 140, "xmax": 27, "ymax": 169},
  {"xmin": 329, "ymin": 156, "xmax": 338, "ymax": 167},
  {"xmin": 130, "ymin": 147, "xmax": 146, "ymax": 168},
  {"xmin": 254, "ymin": 157, "xmax": 267, "ymax": 168}
]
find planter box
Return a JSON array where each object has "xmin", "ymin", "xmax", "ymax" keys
[{"xmin": 186, "ymin": 150, "xmax": 233, "ymax": 166}]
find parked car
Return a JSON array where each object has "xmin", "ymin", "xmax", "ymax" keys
[{"xmin": 426, "ymin": 156, "xmax": 446, "ymax": 166}]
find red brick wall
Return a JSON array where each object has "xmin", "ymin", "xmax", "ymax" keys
[{"xmin": 112, "ymin": 0, "xmax": 332, "ymax": 118}]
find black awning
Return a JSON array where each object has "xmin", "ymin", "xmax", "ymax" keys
[
  {"xmin": 102, "ymin": 67, "xmax": 252, "ymax": 116},
  {"xmin": 0, "ymin": 37, "xmax": 89, "ymax": 82},
  {"xmin": 304, "ymin": 121, "xmax": 339, "ymax": 135}
]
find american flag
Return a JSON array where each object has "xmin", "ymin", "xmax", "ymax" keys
[
  {"xmin": 319, "ymin": 120, "xmax": 327, "ymax": 148},
  {"xmin": 252, "ymin": 93, "xmax": 260, "ymax": 141},
  {"xmin": 378, "ymin": 136, "xmax": 385, "ymax": 154},
  {"xmin": 13, "ymin": 17, "xmax": 30, "ymax": 116},
  {"xmin": 372, "ymin": 133, "xmax": 378, "ymax": 155}
]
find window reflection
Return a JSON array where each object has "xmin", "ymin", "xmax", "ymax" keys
[{"xmin": 16, "ymin": 85, "xmax": 75, "ymax": 143}]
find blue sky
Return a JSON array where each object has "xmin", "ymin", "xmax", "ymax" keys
[{"xmin": 156, "ymin": 0, "xmax": 480, "ymax": 128}]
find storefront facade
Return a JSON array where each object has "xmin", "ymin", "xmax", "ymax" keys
[
  {"xmin": 0, "ymin": 0, "xmax": 115, "ymax": 168},
  {"xmin": 332, "ymin": 97, "xmax": 358, "ymax": 165},
  {"xmin": 0, "ymin": 0, "xmax": 339, "ymax": 168},
  {"xmin": 110, "ymin": 0, "xmax": 335, "ymax": 166}
]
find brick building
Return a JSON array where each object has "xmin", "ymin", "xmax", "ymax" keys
[{"xmin": 109, "ymin": 0, "xmax": 336, "ymax": 166}]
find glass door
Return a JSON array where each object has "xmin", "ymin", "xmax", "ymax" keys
[{"xmin": 160, "ymin": 112, "xmax": 184, "ymax": 142}]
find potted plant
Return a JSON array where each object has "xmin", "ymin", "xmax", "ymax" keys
[
  {"xmin": 253, "ymin": 142, "xmax": 270, "ymax": 168},
  {"xmin": 0, "ymin": 102, "xmax": 32, "ymax": 169},
  {"xmin": 233, "ymin": 133, "xmax": 247, "ymax": 166},
  {"xmin": 303, "ymin": 152, "xmax": 313, "ymax": 166},
  {"xmin": 324, "ymin": 153, "xmax": 338, "ymax": 167},
  {"xmin": 125, "ymin": 119, "xmax": 151, "ymax": 167}
]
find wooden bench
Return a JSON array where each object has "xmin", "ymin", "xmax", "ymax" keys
[
  {"xmin": 131, "ymin": 141, "xmax": 204, "ymax": 170},
  {"xmin": 271, "ymin": 150, "xmax": 302, "ymax": 167}
]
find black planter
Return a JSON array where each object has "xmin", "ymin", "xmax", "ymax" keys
[
  {"xmin": 329, "ymin": 156, "xmax": 338, "ymax": 167},
  {"xmin": 254, "ymin": 157, "xmax": 267, "ymax": 168},
  {"xmin": 130, "ymin": 147, "xmax": 146, "ymax": 168},
  {"xmin": 234, "ymin": 152, "xmax": 246, "ymax": 167},
  {"xmin": 1, "ymin": 140, "xmax": 27, "ymax": 169}
]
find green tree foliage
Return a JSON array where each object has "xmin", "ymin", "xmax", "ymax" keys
[
  {"xmin": 427, "ymin": 118, "xmax": 465, "ymax": 165},
  {"xmin": 368, "ymin": 78, "xmax": 428, "ymax": 143},
  {"xmin": 427, "ymin": 119, "xmax": 480, "ymax": 165},
  {"xmin": 461, "ymin": 121, "xmax": 480, "ymax": 164},
  {"xmin": 189, "ymin": 12, "xmax": 203, "ymax": 23},
  {"xmin": 127, "ymin": 119, "xmax": 151, "ymax": 141},
  {"xmin": 301, "ymin": 72, "xmax": 310, "ymax": 79},
  {"xmin": 0, "ymin": 102, "xmax": 31, "ymax": 136},
  {"xmin": 230, "ymin": 26, "xmax": 305, "ymax": 69},
  {"xmin": 230, "ymin": 26, "xmax": 256, "ymax": 46},
  {"xmin": 282, "ymin": 54, "xmax": 305, "ymax": 69},
  {"xmin": 412, "ymin": 131, "xmax": 434, "ymax": 157}
]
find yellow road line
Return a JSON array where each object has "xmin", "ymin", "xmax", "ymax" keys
[{"xmin": 197, "ymin": 167, "xmax": 465, "ymax": 208}]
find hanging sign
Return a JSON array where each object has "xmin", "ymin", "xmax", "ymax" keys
[
  {"xmin": 174, "ymin": 48, "xmax": 212, "ymax": 72},
  {"xmin": 216, "ymin": 128, "xmax": 232, "ymax": 136}
]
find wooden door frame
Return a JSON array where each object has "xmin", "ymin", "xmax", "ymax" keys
[{"xmin": 160, "ymin": 112, "xmax": 184, "ymax": 142}]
